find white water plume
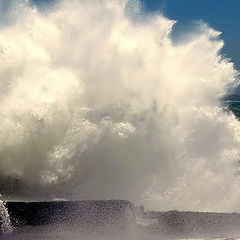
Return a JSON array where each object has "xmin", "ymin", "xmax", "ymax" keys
[
  {"xmin": 0, "ymin": 0, "xmax": 239, "ymax": 212},
  {"xmin": 0, "ymin": 195, "xmax": 13, "ymax": 233}
]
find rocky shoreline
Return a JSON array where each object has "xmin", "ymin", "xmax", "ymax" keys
[
  {"xmin": 137, "ymin": 207, "xmax": 240, "ymax": 238},
  {"xmin": 1, "ymin": 200, "xmax": 240, "ymax": 238}
]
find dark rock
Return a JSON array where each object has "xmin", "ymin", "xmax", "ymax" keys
[
  {"xmin": 3, "ymin": 201, "xmax": 240, "ymax": 237},
  {"xmin": 144, "ymin": 210, "xmax": 240, "ymax": 238},
  {"xmin": 4, "ymin": 200, "xmax": 135, "ymax": 231}
]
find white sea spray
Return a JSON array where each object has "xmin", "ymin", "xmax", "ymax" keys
[{"xmin": 0, "ymin": 0, "xmax": 239, "ymax": 212}]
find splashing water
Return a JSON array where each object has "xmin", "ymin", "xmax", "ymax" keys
[
  {"xmin": 0, "ymin": 0, "xmax": 240, "ymax": 212},
  {"xmin": 0, "ymin": 195, "xmax": 13, "ymax": 234}
]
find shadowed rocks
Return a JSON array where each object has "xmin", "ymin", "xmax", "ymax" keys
[
  {"xmin": 4, "ymin": 200, "xmax": 135, "ymax": 232},
  {"xmin": 141, "ymin": 209, "xmax": 240, "ymax": 238},
  {"xmin": 2, "ymin": 201, "xmax": 240, "ymax": 237}
]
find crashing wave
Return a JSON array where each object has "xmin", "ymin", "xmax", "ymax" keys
[{"xmin": 0, "ymin": 0, "xmax": 239, "ymax": 212}]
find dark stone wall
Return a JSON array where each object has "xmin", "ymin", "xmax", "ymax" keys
[
  {"xmin": 146, "ymin": 210, "xmax": 240, "ymax": 237},
  {"xmin": 4, "ymin": 200, "xmax": 135, "ymax": 230},
  {"xmin": 3, "ymin": 202, "xmax": 240, "ymax": 237}
]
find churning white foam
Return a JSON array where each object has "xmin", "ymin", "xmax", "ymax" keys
[
  {"xmin": 0, "ymin": 0, "xmax": 239, "ymax": 212},
  {"xmin": 0, "ymin": 195, "xmax": 13, "ymax": 233}
]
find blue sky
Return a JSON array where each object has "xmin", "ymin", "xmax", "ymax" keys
[
  {"xmin": 143, "ymin": 0, "xmax": 240, "ymax": 70},
  {"xmin": 31, "ymin": 0, "xmax": 240, "ymax": 70}
]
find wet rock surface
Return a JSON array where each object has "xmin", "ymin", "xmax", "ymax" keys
[
  {"xmin": 2, "ymin": 201, "xmax": 240, "ymax": 238},
  {"xmin": 4, "ymin": 200, "xmax": 135, "ymax": 231},
  {"xmin": 140, "ymin": 209, "xmax": 240, "ymax": 238}
]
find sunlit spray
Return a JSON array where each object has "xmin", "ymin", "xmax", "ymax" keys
[
  {"xmin": 0, "ymin": 195, "xmax": 13, "ymax": 233},
  {"xmin": 0, "ymin": 0, "xmax": 239, "ymax": 212}
]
